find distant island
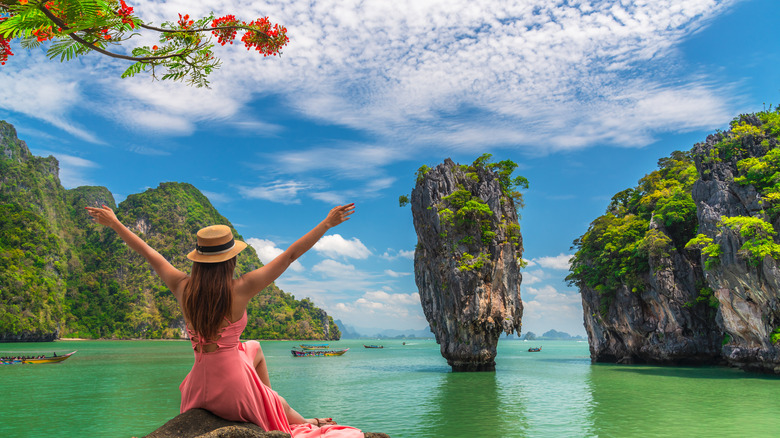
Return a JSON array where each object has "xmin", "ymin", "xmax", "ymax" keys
[
  {"xmin": 517, "ymin": 330, "xmax": 585, "ymax": 341},
  {"xmin": 335, "ymin": 320, "xmax": 434, "ymax": 339}
]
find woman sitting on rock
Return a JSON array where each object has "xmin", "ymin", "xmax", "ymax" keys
[{"xmin": 86, "ymin": 203, "xmax": 363, "ymax": 438}]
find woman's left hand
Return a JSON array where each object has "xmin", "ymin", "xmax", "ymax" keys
[
  {"xmin": 85, "ymin": 204, "xmax": 120, "ymax": 229},
  {"xmin": 322, "ymin": 203, "xmax": 355, "ymax": 229}
]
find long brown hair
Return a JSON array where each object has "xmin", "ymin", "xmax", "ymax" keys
[{"xmin": 183, "ymin": 256, "xmax": 236, "ymax": 341}]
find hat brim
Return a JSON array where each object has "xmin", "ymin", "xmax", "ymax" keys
[{"xmin": 187, "ymin": 240, "xmax": 247, "ymax": 263}]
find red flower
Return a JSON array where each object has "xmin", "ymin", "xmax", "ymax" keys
[
  {"xmin": 0, "ymin": 21, "xmax": 13, "ymax": 66},
  {"xmin": 241, "ymin": 17, "xmax": 289, "ymax": 57},
  {"xmin": 177, "ymin": 13, "xmax": 194, "ymax": 29},
  {"xmin": 212, "ymin": 15, "xmax": 239, "ymax": 45},
  {"xmin": 31, "ymin": 26, "xmax": 55, "ymax": 42},
  {"xmin": 115, "ymin": 1, "xmax": 135, "ymax": 29}
]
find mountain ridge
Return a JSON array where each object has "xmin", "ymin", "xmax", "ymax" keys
[{"xmin": 0, "ymin": 120, "xmax": 340, "ymax": 341}]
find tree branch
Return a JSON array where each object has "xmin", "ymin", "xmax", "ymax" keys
[
  {"xmin": 136, "ymin": 22, "xmax": 274, "ymax": 39},
  {"xmin": 36, "ymin": 2, "xmax": 186, "ymax": 63}
]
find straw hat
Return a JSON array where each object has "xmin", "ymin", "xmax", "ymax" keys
[{"xmin": 187, "ymin": 225, "xmax": 247, "ymax": 263}]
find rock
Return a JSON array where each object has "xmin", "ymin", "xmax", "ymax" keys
[
  {"xmin": 580, "ymin": 216, "xmax": 723, "ymax": 365},
  {"xmin": 575, "ymin": 113, "xmax": 780, "ymax": 374},
  {"xmin": 0, "ymin": 330, "xmax": 59, "ymax": 342},
  {"xmin": 143, "ymin": 409, "xmax": 390, "ymax": 438},
  {"xmin": 0, "ymin": 120, "xmax": 31, "ymax": 163},
  {"xmin": 411, "ymin": 158, "xmax": 523, "ymax": 371},
  {"xmin": 690, "ymin": 125, "xmax": 780, "ymax": 373}
]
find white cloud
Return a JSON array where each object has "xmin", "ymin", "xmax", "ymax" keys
[
  {"xmin": 309, "ymin": 191, "xmax": 349, "ymax": 204},
  {"xmin": 2, "ymin": 0, "xmax": 741, "ymax": 158},
  {"xmin": 0, "ymin": 53, "xmax": 102, "ymax": 144},
  {"xmin": 399, "ymin": 249, "xmax": 415, "ymax": 259},
  {"xmin": 311, "ymin": 259, "xmax": 358, "ymax": 277},
  {"xmin": 522, "ymin": 269, "xmax": 545, "ymax": 286},
  {"xmin": 330, "ymin": 290, "xmax": 425, "ymax": 329},
  {"xmin": 252, "ymin": 0, "xmax": 737, "ymax": 153},
  {"xmin": 522, "ymin": 284, "xmax": 584, "ymax": 335},
  {"xmin": 309, "ymin": 176, "xmax": 396, "ymax": 204},
  {"xmin": 200, "ymin": 190, "xmax": 232, "ymax": 205},
  {"xmin": 313, "ymin": 234, "xmax": 371, "ymax": 259},
  {"xmin": 237, "ymin": 180, "xmax": 311, "ymax": 204},
  {"xmin": 246, "ymin": 238, "xmax": 304, "ymax": 272},
  {"xmin": 363, "ymin": 290, "xmax": 420, "ymax": 306},
  {"xmin": 381, "ymin": 248, "xmax": 415, "ymax": 260},
  {"xmin": 271, "ymin": 144, "xmax": 403, "ymax": 179},
  {"xmin": 384, "ymin": 269, "xmax": 411, "ymax": 278},
  {"xmin": 533, "ymin": 254, "xmax": 574, "ymax": 270}
]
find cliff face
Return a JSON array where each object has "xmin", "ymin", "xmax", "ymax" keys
[
  {"xmin": 411, "ymin": 157, "xmax": 523, "ymax": 371},
  {"xmin": 0, "ymin": 120, "xmax": 339, "ymax": 341},
  {"xmin": 691, "ymin": 115, "xmax": 780, "ymax": 373},
  {"xmin": 580, "ymin": 222, "xmax": 722, "ymax": 364},
  {"xmin": 572, "ymin": 111, "xmax": 780, "ymax": 374}
]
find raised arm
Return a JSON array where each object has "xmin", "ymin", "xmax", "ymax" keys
[
  {"xmin": 85, "ymin": 205, "xmax": 189, "ymax": 300},
  {"xmin": 234, "ymin": 203, "xmax": 355, "ymax": 301}
]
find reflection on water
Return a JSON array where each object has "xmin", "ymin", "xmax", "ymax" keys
[
  {"xmin": 495, "ymin": 345, "xmax": 596, "ymax": 438},
  {"xmin": 418, "ymin": 372, "xmax": 521, "ymax": 438},
  {"xmin": 588, "ymin": 363, "xmax": 780, "ymax": 438}
]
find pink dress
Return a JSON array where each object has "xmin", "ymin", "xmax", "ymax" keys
[{"xmin": 180, "ymin": 311, "xmax": 364, "ymax": 438}]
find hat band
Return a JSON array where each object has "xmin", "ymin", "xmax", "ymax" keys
[{"xmin": 196, "ymin": 238, "xmax": 235, "ymax": 256}]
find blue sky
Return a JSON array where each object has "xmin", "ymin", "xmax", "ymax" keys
[{"xmin": 1, "ymin": 0, "xmax": 779, "ymax": 336}]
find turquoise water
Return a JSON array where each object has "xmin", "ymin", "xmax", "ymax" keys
[{"xmin": 1, "ymin": 339, "xmax": 779, "ymax": 437}]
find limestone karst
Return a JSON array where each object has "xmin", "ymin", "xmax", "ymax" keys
[{"xmin": 410, "ymin": 156, "xmax": 525, "ymax": 371}]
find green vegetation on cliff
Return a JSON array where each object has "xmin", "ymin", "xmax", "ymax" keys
[
  {"xmin": 0, "ymin": 121, "xmax": 339, "ymax": 341},
  {"xmin": 567, "ymin": 150, "xmax": 698, "ymax": 296},
  {"xmin": 695, "ymin": 109, "xmax": 780, "ymax": 268},
  {"xmin": 569, "ymin": 107, "xmax": 780, "ymax": 304},
  {"xmin": 405, "ymin": 154, "xmax": 527, "ymax": 273}
]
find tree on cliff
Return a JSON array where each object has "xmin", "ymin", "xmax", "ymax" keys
[{"xmin": 0, "ymin": 0, "xmax": 288, "ymax": 87}]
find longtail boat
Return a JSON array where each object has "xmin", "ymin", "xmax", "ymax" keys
[
  {"xmin": 299, "ymin": 344, "xmax": 329, "ymax": 350},
  {"xmin": 291, "ymin": 348, "xmax": 349, "ymax": 357},
  {"xmin": 527, "ymin": 347, "xmax": 542, "ymax": 352},
  {"xmin": 0, "ymin": 351, "xmax": 77, "ymax": 365},
  {"xmin": 363, "ymin": 345, "xmax": 383, "ymax": 349}
]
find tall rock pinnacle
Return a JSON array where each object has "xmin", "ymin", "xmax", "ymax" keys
[{"xmin": 411, "ymin": 157, "xmax": 524, "ymax": 371}]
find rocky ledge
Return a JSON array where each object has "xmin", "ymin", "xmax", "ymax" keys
[{"xmin": 143, "ymin": 409, "xmax": 390, "ymax": 438}]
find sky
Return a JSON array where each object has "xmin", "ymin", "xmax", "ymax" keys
[{"xmin": 1, "ymin": 0, "xmax": 779, "ymax": 336}]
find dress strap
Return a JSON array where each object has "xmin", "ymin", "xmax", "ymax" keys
[{"xmin": 187, "ymin": 327, "xmax": 216, "ymax": 362}]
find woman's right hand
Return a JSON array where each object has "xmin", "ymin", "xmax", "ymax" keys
[{"xmin": 322, "ymin": 203, "xmax": 356, "ymax": 229}]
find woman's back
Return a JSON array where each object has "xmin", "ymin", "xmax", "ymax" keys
[{"xmin": 180, "ymin": 310, "xmax": 292, "ymax": 431}]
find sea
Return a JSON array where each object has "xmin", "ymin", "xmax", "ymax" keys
[{"xmin": 1, "ymin": 339, "xmax": 779, "ymax": 438}]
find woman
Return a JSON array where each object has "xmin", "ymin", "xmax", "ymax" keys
[{"xmin": 86, "ymin": 203, "xmax": 363, "ymax": 437}]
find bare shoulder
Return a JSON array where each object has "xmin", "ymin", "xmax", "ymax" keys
[
  {"xmin": 232, "ymin": 275, "xmax": 255, "ymax": 298},
  {"xmin": 232, "ymin": 266, "xmax": 273, "ymax": 298},
  {"xmin": 172, "ymin": 276, "xmax": 190, "ymax": 302}
]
